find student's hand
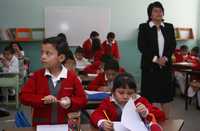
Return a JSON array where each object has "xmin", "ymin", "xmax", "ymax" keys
[
  {"xmin": 101, "ymin": 120, "xmax": 113, "ymax": 131},
  {"xmin": 156, "ymin": 57, "xmax": 167, "ymax": 66},
  {"xmin": 41, "ymin": 95, "xmax": 57, "ymax": 104},
  {"xmin": 97, "ymin": 86, "xmax": 111, "ymax": 92},
  {"xmin": 136, "ymin": 103, "xmax": 149, "ymax": 118},
  {"xmin": 59, "ymin": 96, "xmax": 71, "ymax": 109}
]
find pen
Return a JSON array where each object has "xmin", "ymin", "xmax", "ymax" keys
[{"xmin": 103, "ymin": 110, "xmax": 110, "ymax": 121}]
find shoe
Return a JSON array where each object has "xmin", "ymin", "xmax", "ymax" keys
[{"xmin": 0, "ymin": 108, "xmax": 10, "ymax": 117}]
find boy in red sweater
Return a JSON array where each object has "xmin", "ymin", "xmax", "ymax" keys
[
  {"xmin": 90, "ymin": 73, "xmax": 165, "ymax": 131},
  {"xmin": 88, "ymin": 59, "xmax": 120, "ymax": 92},
  {"xmin": 20, "ymin": 37, "xmax": 87, "ymax": 126},
  {"xmin": 82, "ymin": 31, "xmax": 99, "ymax": 59},
  {"xmin": 101, "ymin": 32, "xmax": 120, "ymax": 60}
]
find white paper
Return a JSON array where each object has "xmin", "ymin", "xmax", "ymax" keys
[
  {"xmin": 121, "ymin": 98, "xmax": 148, "ymax": 131},
  {"xmin": 87, "ymin": 73, "xmax": 98, "ymax": 77},
  {"xmin": 85, "ymin": 90, "xmax": 111, "ymax": 95},
  {"xmin": 37, "ymin": 124, "xmax": 68, "ymax": 131},
  {"xmin": 113, "ymin": 122, "xmax": 130, "ymax": 131}
]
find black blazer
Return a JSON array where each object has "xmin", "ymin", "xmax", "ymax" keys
[{"xmin": 137, "ymin": 22, "xmax": 176, "ymax": 71}]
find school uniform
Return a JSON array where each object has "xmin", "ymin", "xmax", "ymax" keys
[
  {"xmin": 101, "ymin": 40, "xmax": 120, "ymax": 60},
  {"xmin": 19, "ymin": 66, "xmax": 87, "ymax": 126},
  {"xmin": 82, "ymin": 38, "xmax": 93, "ymax": 59},
  {"xmin": 75, "ymin": 57, "xmax": 90, "ymax": 69},
  {"xmin": 88, "ymin": 73, "xmax": 109, "ymax": 91},
  {"xmin": 93, "ymin": 49, "xmax": 104, "ymax": 62},
  {"xmin": 83, "ymin": 61, "xmax": 102, "ymax": 74},
  {"xmin": 90, "ymin": 95, "xmax": 166, "ymax": 128},
  {"xmin": 2, "ymin": 55, "xmax": 19, "ymax": 73}
]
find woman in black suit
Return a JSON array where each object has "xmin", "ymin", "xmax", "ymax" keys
[{"xmin": 137, "ymin": 1, "xmax": 176, "ymax": 118}]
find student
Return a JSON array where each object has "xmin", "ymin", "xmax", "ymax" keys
[
  {"xmin": 101, "ymin": 32, "xmax": 120, "ymax": 60},
  {"xmin": 74, "ymin": 46, "xmax": 90, "ymax": 69},
  {"xmin": 174, "ymin": 45, "xmax": 189, "ymax": 95},
  {"xmin": 91, "ymin": 38, "xmax": 104, "ymax": 62},
  {"xmin": 174, "ymin": 45, "xmax": 189, "ymax": 63},
  {"xmin": 90, "ymin": 73, "xmax": 165, "ymax": 131},
  {"xmin": 19, "ymin": 36, "xmax": 87, "ymax": 126},
  {"xmin": 64, "ymin": 49, "xmax": 76, "ymax": 72},
  {"xmin": 0, "ymin": 46, "xmax": 19, "ymax": 73},
  {"xmin": 82, "ymin": 31, "xmax": 99, "ymax": 59},
  {"xmin": 9, "ymin": 42, "xmax": 25, "ymax": 59},
  {"xmin": 88, "ymin": 59, "xmax": 120, "ymax": 92}
]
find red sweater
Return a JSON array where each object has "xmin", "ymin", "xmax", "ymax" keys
[
  {"xmin": 19, "ymin": 68, "xmax": 87, "ymax": 126},
  {"xmin": 88, "ymin": 73, "xmax": 107, "ymax": 91},
  {"xmin": 82, "ymin": 38, "xmax": 93, "ymax": 59},
  {"xmin": 90, "ymin": 96, "xmax": 166, "ymax": 127},
  {"xmin": 101, "ymin": 40, "xmax": 120, "ymax": 60}
]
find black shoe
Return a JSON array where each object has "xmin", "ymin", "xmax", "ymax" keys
[{"xmin": 0, "ymin": 108, "xmax": 10, "ymax": 117}]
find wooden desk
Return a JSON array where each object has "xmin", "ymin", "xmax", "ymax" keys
[
  {"xmin": 0, "ymin": 72, "xmax": 19, "ymax": 109},
  {"xmin": 3, "ymin": 119, "xmax": 184, "ymax": 131}
]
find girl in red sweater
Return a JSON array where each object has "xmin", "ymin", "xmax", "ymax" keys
[
  {"xmin": 90, "ymin": 73, "xmax": 165, "ymax": 131},
  {"xmin": 20, "ymin": 36, "xmax": 87, "ymax": 126}
]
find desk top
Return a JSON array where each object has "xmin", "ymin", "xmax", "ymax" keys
[{"xmin": 3, "ymin": 119, "xmax": 184, "ymax": 131}]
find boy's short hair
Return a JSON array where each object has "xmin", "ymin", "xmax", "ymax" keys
[
  {"xmin": 90, "ymin": 31, "xmax": 99, "ymax": 38},
  {"xmin": 4, "ymin": 46, "xmax": 15, "ymax": 54},
  {"xmin": 43, "ymin": 36, "xmax": 69, "ymax": 55},
  {"xmin": 191, "ymin": 46, "xmax": 199, "ymax": 54},
  {"xmin": 180, "ymin": 45, "xmax": 188, "ymax": 51},
  {"xmin": 112, "ymin": 73, "xmax": 137, "ymax": 92},
  {"xmin": 75, "ymin": 46, "xmax": 83, "ymax": 54},
  {"xmin": 107, "ymin": 32, "xmax": 115, "ymax": 39},
  {"xmin": 100, "ymin": 54, "xmax": 113, "ymax": 63},
  {"xmin": 57, "ymin": 33, "xmax": 67, "ymax": 42},
  {"xmin": 91, "ymin": 38, "xmax": 101, "ymax": 52},
  {"xmin": 104, "ymin": 59, "xmax": 119, "ymax": 71}
]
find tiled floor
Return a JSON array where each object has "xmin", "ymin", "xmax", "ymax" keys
[{"xmin": 0, "ymin": 95, "xmax": 200, "ymax": 131}]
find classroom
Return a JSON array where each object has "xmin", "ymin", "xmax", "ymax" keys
[{"xmin": 0, "ymin": 0, "xmax": 200, "ymax": 131}]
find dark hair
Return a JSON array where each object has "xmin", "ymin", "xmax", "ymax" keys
[
  {"xmin": 65, "ymin": 49, "xmax": 75, "ymax": 61},
  {"xmin": 43, "ymin": 36, "xmax": 69, "ymax": 55},
  {"xmin": 92, "ymin": 38, "xmax": 101, "ymax": 52},
  {"xmin": 180, "ymin": 45, "xmax": 188, "ymax": 51},
  {"xmin": 112, "ymin": 73, "xmax": 137, "ymax": 92},
  {"xmin": 147, "ymin": 1, "xmax": 164, "ymax": 22},
  {"xmin": 107, "ymin": 32, "xmax": 115, "ymax": 39},
  {"xmin": 4, "ymin": 46, "xmax": 15, "ymax": 54},
  {"xmin": 104, "ymin": 59, "xmax": 119, "ymax": 71},
  {"xmin": 191, "ymin": 46, "xmax": 199, "ymax": 54},
  {"xmin": 75, "ymin": 46, "xmax": 83, "ymax": 54},
  {"xmin": 57, "ymin": 33, "xmax": 69, "ymax": 47},
  {"xmin": 100, "ymin": 54, "xmax": 113, "ymax": 63},
  {"xmin": 90, "ymin": 31, "xmax": 99, "ymax": 38},
  {"xmin": 10, "ymin": 42, "xmax": 23, "ymax": 51}
]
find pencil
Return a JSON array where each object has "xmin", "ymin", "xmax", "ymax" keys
[{"xmin": 103, "ymin": 110, "xmax": 110, "ymax": 121}]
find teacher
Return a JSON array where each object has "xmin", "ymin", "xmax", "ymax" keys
[{"xmin": 137, "ymin": 1, "xmax": 176, "ymax": 118}]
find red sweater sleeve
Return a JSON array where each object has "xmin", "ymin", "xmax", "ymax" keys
[
  {"xmin": 19, "ymin": 71, "xmax": 46, "ymax": 108},
  {"xmin": 88, "ymin": 73, "xmax": 106, "ymax": 91},
  {"xmin": 68, "ymin": 72, "xmax": 88, "ymax": 111},
  {"xmin": 112, "ymin": 41, "xmax": 120, "ymax": 60},
  {"xmin": 135, "ymin": 97, "xmax": 166, "ymax": 122}
]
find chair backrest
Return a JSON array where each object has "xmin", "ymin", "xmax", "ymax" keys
[{"xmin": 15, "ymin": 111, "xmax": 31, "ymax": 128}]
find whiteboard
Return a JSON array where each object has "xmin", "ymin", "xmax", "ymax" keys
[{"xmin": 45, "ymin": 7, "xmax": 110, "ymax": 46}]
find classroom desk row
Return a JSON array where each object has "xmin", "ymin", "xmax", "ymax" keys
[
  {"xmin": 3, "ymin": 119, "xmax": 184, "ymax": 131},
  {"xmin": 172, "ymin": 62, "xmax": 200, "ymax": 110}
]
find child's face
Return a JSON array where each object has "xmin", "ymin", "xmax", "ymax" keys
[
  {"xmin": 75, "ymin": 52, "xmax": 83, "ymax": 60},
  {"xmin": 150, "ymin": 7, "xmax": 163, "ymax": 22},
  {"xmin": 12, "ymin": 43, "xmax": 20, "ymax": 51},
  {"xmin": 105, "ymin": 69, "xmax": 118, "ymax": 82},
  {"xmin": 40, "ymin": 43, "xmax": 65, "ymax": 70},
  {"xmin": 180, "ymin": 49, "xmax": 188, "ymax": 56},
  {"xmin": 3, "ymin": 51, "xmax": 13, "ymax": 61},
  {"xmin": 113, "ymin": 87, "xmax": 135, "ymax": 106},
  {"xmin": 108, "ymin": 37, "xmax": 114, "ymax": 43}
]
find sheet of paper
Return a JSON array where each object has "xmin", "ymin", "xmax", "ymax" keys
[
  {"xmin": 37, "ymin": 124, "xmax": 68, "ymax": 131},
  {"xmin": 121, "ymin": 98, "xmax": 148, "ymax": 131},
  {"xmin": 113, "ymin": 122, "xmax": 130, "ymax": 131}
]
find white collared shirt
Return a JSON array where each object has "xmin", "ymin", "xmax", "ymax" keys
[
  {"xmin": 44, "ymin": 65, "xmax": 68, "ymax": 87},
  {"xmin": 3, "ymin": 55, "xmax": 19, "ymax": 73},
  {"xmin": 149, "ymin": 21, "xmax": 165, "ymax": 58}
]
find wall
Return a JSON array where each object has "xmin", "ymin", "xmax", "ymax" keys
[{"xmin": 0, "ymin": 0, "xmax": 199, "ymax": 83}]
